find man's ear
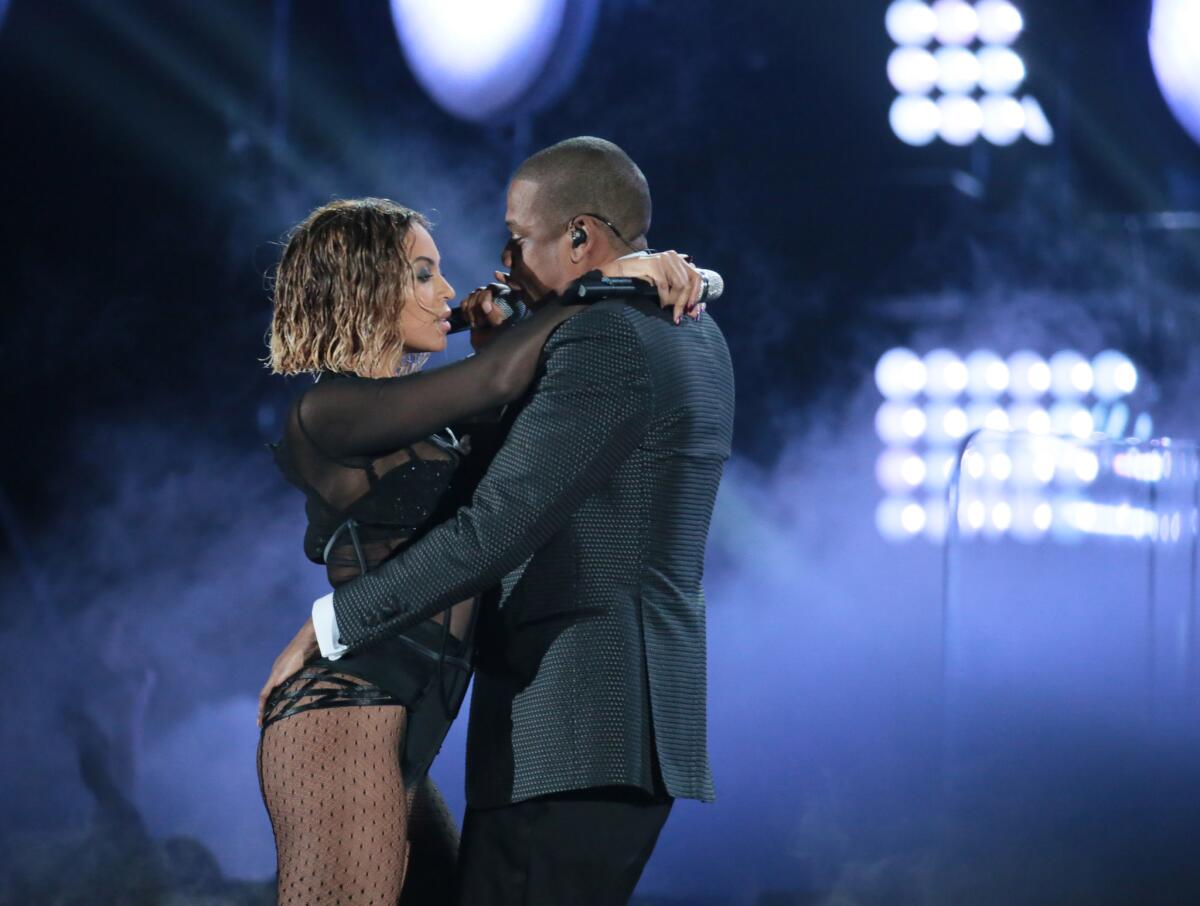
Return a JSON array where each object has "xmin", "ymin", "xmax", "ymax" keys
[{"xmin": 567, "ymin": 217, "xmax": 590, "ymax": 264}]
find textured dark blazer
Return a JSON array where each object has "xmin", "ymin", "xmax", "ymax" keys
[{"xmin": 332, "ymin": 297, "xmax": 735, "ymax": 807}]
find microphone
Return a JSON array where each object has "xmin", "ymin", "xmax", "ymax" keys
[
  {"xmin": 570, "ymin": 268, "xmax": 724, "ymax": 303},
  {"xmin": 446, "ymin": 283, "xmax": 520, "ymax": 334}
]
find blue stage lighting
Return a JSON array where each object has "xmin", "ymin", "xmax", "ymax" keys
[
  {"xmin": 389, "ymin": 0, "xmax": 598, "ymax": 123},
  {"xmin": 876, "ymin": 348, "xmax": 927, "ymax": 399},
  {"xmin": 886, "ymin": 1, "xmax": 1048, "ymax": 146},
  {"xmin": 1150, "ymin": 0, "xmax": 1200, "ymax": 147}
]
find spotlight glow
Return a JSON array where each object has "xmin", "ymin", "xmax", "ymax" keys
[
  {"xmin": 886, "ymin": 0, "xmax": 939, "ymax": 46},
  {"xmin": 977, "ymin": 45, "xmax": 1027, "ymax": 93},
  {"xmin": 975, "ymin": 0, "xmax": 1023, "ymax": 45},
  {"xmin": 980, "ymin": 93, "xmax": 1026, "ymax": 145},
  {"xmin": 932, "ymin": 0, "xmax": 979, "ymax": 45},
  {"xmin": 1049, "ymin": 351, "xmax": 1093, "ymax": 398},
  {"xmin": 890, "ymin": 94, "xmax": 942, "ymax": 145},
  {"xmin": 1150, "ymin": 0, "xmax": 1200, "ymax": 147},
  {"xmin": 934, "ymin": 46, "xmax": 981, "ymax": 93},
  {"xmin": 876, "ymin": 348, "xmax": 927, "ymax": 398},
  {"xmin": 889, "ymin": 47, "xmax": 941, "ymax": 94},
  {"xmin": 1007, "ymin": 350, "xmax": 1051, "ymax": 398},
  {"xmin": 1092, "ymin": 350, "xmax": 1138, "ymax": 400},
  {"xmin": 965, "ymin": 350, "xmax": 1010, "ymax": 397},
  {"xmin": 923, "ymin": 349, "xmax": 969, "ymax": 397},
  {"xmin": 390, "ymin": 0, "xmax": 584, "ymax": 122},
  {"xmin": 937, "ymin": 93, "xmax": 984, "ymax": 145}
]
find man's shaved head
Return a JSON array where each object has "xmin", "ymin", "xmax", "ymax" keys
[{"xmin": 512, "ymin": 136, "xmax": 651, "ymax": 248}]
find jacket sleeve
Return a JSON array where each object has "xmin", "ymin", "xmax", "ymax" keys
[{"xmin": 331, "ymin": 304, "xmax": 654, "ymax": 650}]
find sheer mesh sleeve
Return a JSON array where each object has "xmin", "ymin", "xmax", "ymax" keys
[{"xmin": 298, "ymin": 300, "xmax": 586, "ymax": 459}]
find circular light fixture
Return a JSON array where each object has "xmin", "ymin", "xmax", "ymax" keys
[
  {"xmin": 886, "ymin": 0, "xmax": 938, "ymax": 46},
  {"xmin": 932, "ymin": 0, "xmax": 979, "ymax": 46},
  {"xmin": 390, "ymin": 0, "xmax": 599, "ymax": 123},
  {"xmin": 1150, "ymin": 0, "xmax": 1200, "ymax": 147},
  {"xmin": 975, "ymin": 0, "xmax": 1024, "ymax": 45},
  {"xmin": 934, "ymin": 45, "xmax": 981, "ymax": 94},
  {"xmin": 890, "ymin": 94, "xmax": 942, "ymax": 145},
  {"xmin": 938, "ymin": 94, "xmax": 984, "ymax": 145},
  {"xmin": 977, "ymin": 45, "xmax": 1027, "ymax": 93},
  {"xmin": 889, "ymin": 47, "xmax": 940, "ymax": 94},
  {"xmin": 980, "ymin": 93, "xmax": 1026, "ymax": 144}
]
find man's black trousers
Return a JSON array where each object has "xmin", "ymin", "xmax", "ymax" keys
[{"xmin": 455, "ymin": 786, "xmax": 673, "ymax": 905}]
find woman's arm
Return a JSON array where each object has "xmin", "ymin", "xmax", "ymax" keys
[{"xmin": 297, "ymin": 300, "xmax": 585, "ymax": 460}]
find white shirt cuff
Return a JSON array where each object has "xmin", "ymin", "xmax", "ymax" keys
[{"xmin": 312, "ymin": 593, "xmax": 348, "ymax": 660}]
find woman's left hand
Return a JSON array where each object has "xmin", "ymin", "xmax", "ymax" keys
[
  {"xmin": 599, "ymin": 251, "xmax": 705, "ymax": 324},
  {"xmin": 257, "ymin": 619, "xmax": 319, "ymax": 727}
]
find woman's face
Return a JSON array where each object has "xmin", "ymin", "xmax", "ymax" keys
[{"xmin": 399, "ymin": 223, "xmax": 455, "ymax": 353}]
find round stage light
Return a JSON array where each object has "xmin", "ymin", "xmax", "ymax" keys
[
  {"xmin": 877, "ymin": 497, "xmax": 924, "ymax": 540},
  {"xmin": 876, "ymin": 348, "xmax": 927, "ymax": 398},
  {"xmin": 886, "ymin": 0, "xmax": 938, "ymax": 46},
  {"xmin": 1008, "ymin": 403, "xmax": 1051, "ymax": 435},
  {"xmin": 1007, "ymin": 350, "xmax": 1051, "ymax": 398},
  {"xmin": 977, "ymin": 45, "xmax": 1027, "ymax": 93},
  {"xmin": 932, "ymin": 0, "xmax": 979, "ymax": 46},
  {"xmin": 980, "ymin": 93, "xmax": 1026, "ymax": 145},
  {"xmin": 938, "ymin": 94, "xmax": 984, "ymax": 145},
  {"xmin": 924, "ymin": 349, "xmax": 969, "ymax": 397},
  {"xmin": 389, "ymin": 0, "xmax": 598, "ymax": 123},
  {"xmin": 926, "ymin": 403, "xmax": 968, "ymax": 443},
  {"xmin": 890, "ymin": 94, "xmax": 941, "ymax": 145},
  {"xmin": 876, "ymin": 402, "xmax": 927, "ymax": 443},
  {"xmin": 1073, "ymin": 448, "xmax": 1100, "ymax": 483},
  {"xmin": 1092, "ymin": 350, "xmax": 1138, "ymax": 401},
  {"xmin": 976, "ymin": 0, "xmax": 1024, "ymax": 45},
  {"xmin": 965, "ymin": 350, "xmax": 1010, "ymax": 397},
  {"xmin": 1049, "ymin": 350, "xmax": 1093, "ymax": 398},
  {"xmin": 877, "ymin": 449, "xmax": 923, "ymax": 492},
  {"xmin": 989, "ymin": 452, "xmax": 1013, "ymax": 481},
  {"xmin": 935, "ymin": 46, "xmax": 981, "ymax": 94},
  {"xmin": 1150, "ymin": 0, "xmax": 1200, "ymax": 147},
  {"xmin": 889, "ymin": 47, "xmax": 940, "ymax": 94},
  {"xmin": 991, "ymin": 500, "xmax": 1014, "ymax": 532}
]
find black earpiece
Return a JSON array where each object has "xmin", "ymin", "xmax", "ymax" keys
[{"xmin": 571, "ymin": 226, "xmax": 587, "ymax": 248}]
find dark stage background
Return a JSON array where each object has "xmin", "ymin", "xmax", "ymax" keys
[{"xmin": 3, "ymin": 1, "xmax": 1200, "ymax": 904}]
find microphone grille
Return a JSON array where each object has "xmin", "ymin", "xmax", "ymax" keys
[{"xmin": 699, "ymin": 269, "xmax": 724, "ymax": 302}]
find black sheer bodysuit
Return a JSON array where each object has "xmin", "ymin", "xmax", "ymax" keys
[{"xmin": 256, "ymin": 299, "xmax": 585, "ymax": 906}]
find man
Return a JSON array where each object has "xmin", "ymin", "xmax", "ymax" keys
[{"xmin": 264, "ymin": 136, "xmax": 735, "ymax": 904}]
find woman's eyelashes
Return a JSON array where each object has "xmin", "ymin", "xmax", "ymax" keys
[{"xmin": 416, "ymin": 269, "xmax": 433, "ymax": 283}]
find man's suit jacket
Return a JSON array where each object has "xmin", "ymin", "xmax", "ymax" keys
[{"xmin": 332, "ymin": 297, "xmax": 735, "ymax": 807}]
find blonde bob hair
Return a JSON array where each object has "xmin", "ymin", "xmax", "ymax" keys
[{"xmin": 268, "ymin": 198, "xmax": 429, "ymax": 377}]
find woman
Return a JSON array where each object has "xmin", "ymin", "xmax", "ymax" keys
[{"xmin": 257, "ymin": 197, "xmax": 700, "ymax": 904}]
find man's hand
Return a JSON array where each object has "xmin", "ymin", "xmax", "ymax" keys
[
  {"xmin": 600, "ymin": 251, "xmax": 704, "ymax": 324},
  {"xmin": 464, "ymin": 271, "xmax": 515, "ymax": 353},
  {"xmin": 257, "ymin": 618, "xmax": 320, "ymax": 727}
]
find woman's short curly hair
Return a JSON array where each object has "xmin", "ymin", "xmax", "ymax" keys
[{"xmin": 268, "ymin": 198, "xmax": 429, "ymax": 377}]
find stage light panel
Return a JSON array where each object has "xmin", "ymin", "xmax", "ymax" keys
[
  {"xmin": 965, "ymin": 350, "xmax": 1010, "ymax": 397},
  {"xmin": 1092, "ymin": 350, "xmax": 1138, "ymax": 400}
]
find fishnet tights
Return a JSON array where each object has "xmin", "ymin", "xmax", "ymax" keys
[{"xmin": 258, "ymin": 669, "xmax": 455, "ymax": 905}]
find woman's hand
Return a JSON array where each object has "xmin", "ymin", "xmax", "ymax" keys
[
  {"xmin": 600, "ymin": 251, "xmax": 705, "ymax": 324},
  {"xmin": 463, "ymin": 271, "xmax": 516, "ymax": 353},
  {"xmin": 257, "ymin": 618, "xmax": 320, "ymax": 727}
]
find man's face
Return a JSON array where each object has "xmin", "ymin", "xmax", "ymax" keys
[{"xmin": 502, "ymin": 179, "xmax": 574, "ymax": 307}]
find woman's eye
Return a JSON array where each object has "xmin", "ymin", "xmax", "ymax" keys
[{"xmin": 416, "ymin": 271, "xmax": 433, "ymax": 283}]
